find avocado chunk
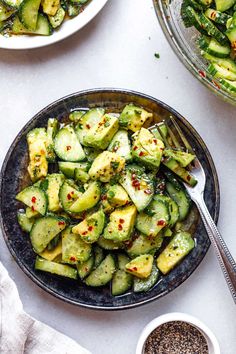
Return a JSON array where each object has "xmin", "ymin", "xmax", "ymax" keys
[
  {"xmin": 125, "ymin": 254, "xmax": 153, "ymax": 279},
  {"xmin": 88, "ymin": 151, "xmax": 125, "ymax": 183},
  {"xmin": 41, "ymin": 0, "xmax": 60, "ymax": 16},
  {"xmin": 107, "ymin": 184, "xmax": 130, "ymax": 207},
  {"xmin": 35, "ymin": 256, "xmax": 77, "ymax": 279},
  {"xmin": 162, "ymin": 157, "xmax": 197, "ymax": 186},
  {"xmin": 27, "ymin": 128, "xmax": 49, "ymax": 182},
  {"xmin": 75, "ymin": 108, "xmax": 104, "ymax": 144},
  {"xmin": 108, "ymin": 129, "xmax": 132, "ymax": 161},
  {"xmin": 58, "ymin": 161, "xmax": 89, "ymax": 178},
  {"xmin": 83, "ymin": 113, "xmax": 119, "ymax": 149},
  {"xmin": 46, "ymin": 173, "xmax": 65, "ymax": 212},
  {"xmin": 164, "ymin": 149, "xmax": 195, "ymax": 168},
  {"xmin": 126, "ymin": 233, "xmax": 163, "ymax": 258},
  {"xmin": 103, "ymin": 205, "xmax": 137, "ymax": 242},
  {"xmin": 69, "ymin": 181, "xmax": 100, "ymax": 213},
  {"xmin": 156, "ymin": 231, "xmax": 195, "ymax": 274},
  {"xmin": 132, "ymin": 128, "xmax": 164, "ymax": 170},
  {"xmin": 39, "ymin": 239, "xmax": 62, "ymax": 261},
  {"xmin": 119, "ymin": 104, "xmax": 153, "ymax": 132},
  {"xmin": 62, "ymin": 226, "xmax": 92, "ymax": 264},
  {"xmin": 72, "ymin": 210, "xmax": 105, "ymax": 243}
]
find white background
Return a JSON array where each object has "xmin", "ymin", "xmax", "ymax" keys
[{"xmin": 0, "ymin": 1, "xmax": 236, "ymax": 353}]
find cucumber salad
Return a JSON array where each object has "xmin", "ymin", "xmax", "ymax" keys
[
  {"xmin": 16, "ymin": 104, "xmax": 197, "ymax": 296},
  {"xmin": 0, "ymin": 0, "xmax": 90, "ymax": 37},
  {"xmin": 181, "ymin": 0, "xmax": 236, "ymax": 94}
]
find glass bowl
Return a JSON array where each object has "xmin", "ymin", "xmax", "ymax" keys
[{"xmin": 153, "ymin": 0, "xmax": 236, "ymax": 105}]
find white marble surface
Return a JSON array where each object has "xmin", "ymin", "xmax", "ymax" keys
[{"xmin": 0, "ymin": 1, "xmax": 236, "ymax": 353}]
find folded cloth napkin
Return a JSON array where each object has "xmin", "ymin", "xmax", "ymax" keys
[{"xmin": 0, "ymin": 262, "xmax": 91, "ymax": 354}]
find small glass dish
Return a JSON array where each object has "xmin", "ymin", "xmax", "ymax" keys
[
  {"xmin": 153, "ymin": 0, "xmax": 236, "ymax": 106},
  {"xmin": 136, "ymin": 312, "xmax": 220, "ymax": 354}
]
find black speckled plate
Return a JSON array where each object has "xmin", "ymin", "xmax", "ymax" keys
[{"xmin": 0, "ymin": 89, "xmax": 220, "ymax": 310}]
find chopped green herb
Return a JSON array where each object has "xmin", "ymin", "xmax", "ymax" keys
[{"xmin": 154, "ymin": 53, "xmax": 160, "ymax": 59}]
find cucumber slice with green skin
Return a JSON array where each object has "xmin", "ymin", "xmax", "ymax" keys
[
  {"xmin": 11, "ymin": 14, "xmax": 52, "ymax": 35},
  {"xmin": 77, "ymin": 253, "xmax": 94, "ymax": 280},
  {"xmin": 218, "ymin": 77, "xmax": 236, "ymax": 93},
  {"xmin": 2, "ymin": 0, "xmax": 23, "ymax": 9},
  {"xmin": 108, "ymin": 130, "xmax": 132, "ymax": 162},
  {"xmin": 85, "ymin": 254, "xmax": 116, "ymax": 287},
  {"xmin": 59, "ymin": 180, "xmax": 82, "ymax": 212},
  {"xmin": 17, "ymin": 210, "xmax": 34, "ymax": 232},
  {"xmin": 136, "ymin": 199, "xmax": 170, "ymax": 237},
  {"xmin": 181, "ymin": 0, "xmax": 195, "ymax": 27},
  {"xmin": 184, "ymin": 6, "xmax": 208, "ymax": 34},
  {"xmin": 97, "ymin": 236, "xmax": 124, "ymax": 250},
  {"xmin": 198, "ymin": 12, "xmax": 229, "ymax": 45},
  {"xmin": 46, "ymin": 118, "xmax": 58, "ymax": 162},
  {"xmin": 30, "ymin": 216, "xmax": 67, "ymax": 253},
  {"xmin": 208, "ymin": 62, "xmax": 236, "ymax": 80},
  {"xmin": 35, "ymin": 256, "xmax": 77, "ymax": 279},
  {"xmin": 215, "ymin": 0, "xmax": 236, "ymax": 12},
  {"xmin": 226, "ymin": 25, "xmax": 236, "ymax": 49},
  {"xmin": 69, "ymin": 110, "xmax": 86, "ymax": 123},
  {"xmin": 202, "ymin": 51, "xmax": 236, "ymax": 72},
  {"xmin": 156, "ymin": 231, "xmax": 195, "ymax": 274},
  {"xmin": 58, "ymin": 161, "xmax": 90, "ymax": 178},
  {"xmin": 151, "ymin": 123, "xmax": 168, "ymax": 141},
  {"xmin": 74, "ymin": 168, "xmax": 90, "ymax": 183},
  {"xmin": 133, "ymin": 263, "xmax": 159, "ymax": 293},
  {"xmin": 199, "ymin": 36, "xmax": 231, "ymax": 58},
  {"xmin": 67, "ymin": 3, "xmax": 80, "ymax": 17},
  {"xmin": 25, "ymin": 206, "xmax": 40, "ymax": 219},
  {"xmin": 119, "ymin": 165, "xmax": 154, "ymax": 212},
  {"xmin": 205, "ymin": 8, "xmax": 231, "ymax": 25},
  {"xmin": 39, "ymin": 239, "xmax": 62, "ymax": 261},
  {"xmin": 162, "ymin": 157, "xmax": 197, "ymax": 187},
  {"xmin": 153, "ymin": 194, "xmax": 179, "ymax": 227},
  {"xmin": 48, "ymin": 7, "xmax": 65, "ymax": 28},
  {"xmin": 166, "ymin": 182, "xmax": 191, "ymax": 221},
  {"xmin": 93, "ymin": 245, "xmax": 104, "ymax": 268},
  {"xmin": 117, "ymin": 253, "xmax": 130, "ymax": 270},
  {"xmin": 0, "ymin": 3, "xmax": 14, "ymax": 21},
  {"xmin": 69, "ymin": 181, "xmax": 100, "ymax": 213},
  {"xmin": 46, "ymin": 173, "xmax": 65, "ymax": 212},
  {"xmin": 54, "ymin": 126, "xmax": 85, "ymax": 162},
  {"xmin": 16, "ymin": 186, "xmax": 47, "ymax": 216},
  {"xmin": 126, "ymin": 233, "xmax": 163, "ymax": 258},
  {"xmin": 62, "ymin": 226, "xmax": 91, "ymax": 264},
  {"xmin": 75, "ymin": 108, "xmax": 105, "ymax": 145},
  {"xmin": 19, "ymin": 0, "xmax": 41, "ymax": 30},
  {"xmin": 111, "ymin": 270, "xmax": 133, "ymax": 296},
  {"xmin": 72, "ymin": 210, "xmax": 105, "ymax": 243},
  {"xmin": 164, "ymin": 149, "xmax": 195, "ymax": 167}
]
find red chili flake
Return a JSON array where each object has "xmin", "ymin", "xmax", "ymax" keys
[
  {"xmin": 31, "ymin": 196, "xmax": 36, "ymax": 203},
  {"xmin": 82, "ymin": 231, "xmax": 88, "ymax": 235},
  {"xmin": 71, "ymin": 191, "xmax": 74, "ymax": 195},
  {"xmin": 132, "ymin": 267, "xmax": 137, "ymax": 271},
  {"xmin": 119, "ymin": 218, "xmax": 125, "ymax": 224},
  {"xmin": 198, "ymin": 70, "xmax": 206, "ymax": 78},
  {"xmin": 153, "ymin": 139, "xmax": 157, "ymax": 145},
  {"xmin": 212, "ymin": 80, "xmax": 220, "ymax": 90},
  {"xmin": 133, "ymin": 146, "xmax": 138, "ymax": 151},
  {"xmin": 118, "ymin": 224, "xmax": 123, "ymax": 231},
  {"xmin": 58, "ymin": 221, "xmax": 65, "ymax": 226},
  {"xmin": 113, "ymin": 146, "xmax": 118, "ymax": 152},
  {"xmin": 157, "ymin": 219, "xmax": 166, "ymax": 226},
  {"xmin": 67, "ymin": 193, "xmax": 72, "ymax": 200},
  {"xmin": 66, "ymin": 145, "xmax": 71, "ymax": 151},
  {"xmin": 131, "ymin": 173, "xmax": 136, "ymax": 180},
  {"xmin": 144, "ymin": 189, "xmax": 152, "ymax": 195},
  {"xmin": 88, "ymin": 226, "xmax": 93, "ymax": 231},
  {"xmin": 84, "ymin": 267, "xmax": 88, "ymax": 272},
  {"xmin": 132, "ymin": 180, "xmax": 140, "ymax": 188},
  {"xmin": 187, "ymin": 175, "xmax": 191, "ymax": 181},
  {"xmin": 70, "ymin": 256, "xmax": 76, "ymax": 262},
  {"xmin": 210, "ymin": 11, "xmax": 216, "ymax": 19},
  {"xmin": 31, "ymin": 206, "xmax": 35, "ymax": 212},
  {"xmin": 160, "ymin": 147, "xmax": 164, "ymax": 151},
  {"xmin": 86, "ymin": 124, "xmax": 91, "ymax": 129},
  {"xmin": 139, "ymin": 151, "xmax": 145, "ymax": 156},
  {"xmin": 101, "ymin": 195, "xmax": 107, "ymax": 200}
]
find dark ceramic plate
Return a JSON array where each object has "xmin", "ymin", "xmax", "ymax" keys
[{"xmin": 0, "ymin": 89, "xmax": 220, "ymax": 310}]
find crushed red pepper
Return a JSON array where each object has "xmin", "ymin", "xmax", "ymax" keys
[
  {"xmin": 31, "ymin": 196, "xmax": 36, "ymax": 203},
  {"xmin": 66, "ymin": 145, "xmax": 71, "ymax": 151},
  {"xmin": 118, "ymin": 224, "xmax": 123, "ymax": 231}
]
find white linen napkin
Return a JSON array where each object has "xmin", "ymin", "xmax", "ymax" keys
[{"xmin": 0, "ymin": 262, "xmax": 91, "ymax": 354}]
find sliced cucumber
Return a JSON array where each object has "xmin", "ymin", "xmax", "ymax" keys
[
  {"xmin": 74, "ymin": 168, "xmax": 90, "ymax": 183},
  {"xmin": 202, "ymin": 51, "xmax": 236, "ymax": 72},
  {"xmin": 62, "ymin": 226, "xmax": 91, "ymax": 264},
  {"xmin": 157, "ymin": 231, "xmax": 195, "ymax": 274},
  {"xmin": 46, "ymin": 173, "xmax": 65, "ymax": 212},
  {"xmin": 17, "ymin": 210, "xmax": 34, "ymax": 232},
  {"xmin": 48, "ymin": 7, "xmax": 65, "ymax": 28},
  {"xmin": 30, "ymin": 216, "xmax": 67, "ymax": 253},
  {"xmin": 108, "ymin": 130, "xmax": 132, "ymax": 161},
  {"xmin": 69, "ymin": 110, "xmax": 86, "ymax": 123},
  {"xmin": 54, "ymin": 126, "xmax": 85, "ymax": 162},
  {"xmin": 97, "ymin": 236, "xmax": 124, "ymax": 250},
  {"xmin": 166, "ymin": 181, "xmax": 191, "ymax": 221},
  {"xmin": 58, "ymin": 161, "xmax": 89, "ymax": 178},
  {"xmin": 136, "ymin": 199, "xmax": 170, "ymax": 237},
  {"xmin": 59, "ymin": 180, "xmax": 82, "ymax": 212},
  {"xmin": 0, "ymin": 3, "xmax": 15, "ymax": 21},
  {"xmin": 85, "ymin": 254, "xmax": 116, "ymax": 287},
  {"xmin": 164, "ymin": 149, "xmax": 195, "ymax": 167},
  {"xmin": 199, "ymin": 36, "xmax": 231, "ymax": 58},
  {"xmin": 77, "ymin": 253, "xmax": 94, "ymax": 280},
  {"xmin": 162, "ymin": 157, "xmax": 197, "ymax": 186},
  {"xmin": 205, "ymin": 8, "xmax": 231, "ymax": 25},
  {"xmin": 112, "ymin": 270, "xmax": 133, "ymax": 296},
  {"xmin": 25, "ymin": 206, "xmax": 40, "ymax": 219},
  {"xmin": 218, "ymin": 77, "xmax": 236, "ymax": 93},
  {"xmin": 19, "ymin": 0, "xmax": 41, "ymax": 30},
  {"xmin": 184, "ymin": 6, "xmax": 208, "ymax": 34},
  {"xmin": 119, "ymin": 165, "xmax": 154, "ymax": 212},
  {"xmin": 39, "ymin": 239, "xmax": 62, "ymax": 261},
  {"xmin": 75, "ymin": 108, "xmax": 105, "ymax": 145},
  {"xmin": 117, "ymin": 253, "xmax": 130, "ymax": 270},
  {"xmin": 16, "ymin": 186, "xmax": 47, "ymax": 216},
  {"xmin": 72, "ymin": 210, "xmax": 105, "ymax": 243},
  {"xmin": 35, "ymin": 256, "xmax": 77, "ymax": 279},
  {"xmin": 226, "ymin": 24, "xmax": 236, "ymax": 48},
  {"xmin": 126, "ymin": 233, "xmax": 163, "ymax": 258},
  {"xmin": 215, "ymin": 0, "xmax": 236, "ymax": 12},
  {"xmin": 93, "ymin": 245, "xmax": 104, "ymax": 268},
  {"xmin": 154, "ymin": 194, "xmax": 179, "ymax": 227},
  {"xmin": 11, "ymin": 14, "xmax": 52, "ymax": 35},
  {"xmin": 133, "ymin": 263, "xmax": 159, "ymax": 293},
  {"xmin": 69, "ymin": 181, "xmax": 100, "ymax": 213},
  {"xmin": 198, "ymin": 12, "xmax": 229, "ymax": 45},
  {"xmin": 2, "ymin": 0, "xmax": 23, "ymax": 9},
  {"xmin": 208, "ymin": 62, "xmax": 236, "ymax": 80}
]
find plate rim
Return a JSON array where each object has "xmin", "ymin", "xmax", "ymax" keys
[{"xmin": 0, "ymin": 88, "xmax": 220, "ymax": 310}]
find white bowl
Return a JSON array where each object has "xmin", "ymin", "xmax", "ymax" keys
[
  {"xmin": 136, "ymin": 312, "xmax": 220, "ymax": 354},
  {"xmin": 0, "ymin": 0, "xmax": 108, "ymax": 50}
]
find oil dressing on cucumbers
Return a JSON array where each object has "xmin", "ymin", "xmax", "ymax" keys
[{"xmin": 16, "ymin": 104, "xmax": 197, "ymax": 296}]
